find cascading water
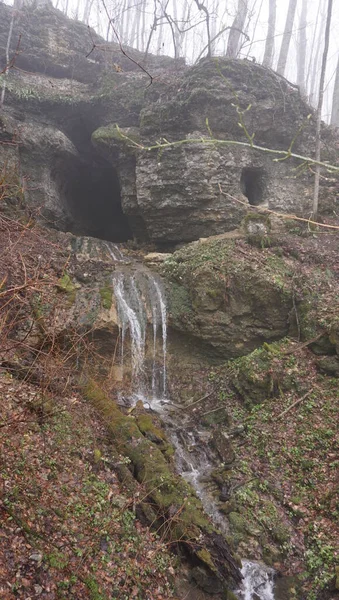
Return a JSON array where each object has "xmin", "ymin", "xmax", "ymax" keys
[
  {"xmin": 107, "ymin": 243, "xmax": 167, "ymax": 398},
  {"xmin": 107, "ymin": 242, "xmax": 276, "ymax": 600},
  {"xmin": 236, "ymin": 561, "xmax": 275, "ymax": 600}
]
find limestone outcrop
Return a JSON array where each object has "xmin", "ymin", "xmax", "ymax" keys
[
  {"xmin": 162, "ymin": 236, "xmax": 294, "ymax": 358},
  {"xmin": 1, "ymin": 2, "xmax": 338, "ymax": 245}
]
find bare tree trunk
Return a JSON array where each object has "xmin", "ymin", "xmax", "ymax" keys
[
  {"xmin": 262, "ymin": 0, "xmax": 276, "ymax": 68},
  {"xmin": 330, "ymin": 55, "xmax": 339, "ymax": 126},
  {"xmin": 209, "ymin": 0, "xmax": 218, "ymax": 55},
  {"xmin": 245, "ymin": 0, "xmax": 264, "ymax": 59},
  {"xmin": 193, "ymin": 0, "xmax": 211, "ymax": 58},
  {"xmin": 226, "ymin": 0, "xmax": 248, "ymax": 59},
  {"xmin": 140, "ymin": 0, "xmax": 147, "ymax": 51},
  {"xmin": 172, "ymin": 0, "xmax": 182, "ymax": 58},
  {"xmin": 136, "ymin": 6, "xmax": 141, "ymax": 49},
  {"xmin": 276, "ymin": 0, "xmax": 297, "ymax": 76},
  {"xmin": 144, "ymin": 0, "xmax": 159, "ymax": 59},
  {"xmin": 312, "ymin": 0, "xmax": 333, "ymax": 218},
  {"xmin": 305, "ymin": 0, "xmax": 323, "ymax": 96},
  {"xmin": 83, "ymin": 0, "xmax": 94, "ymax": 24},
  {"xmin": 1, "ymin": 6, "xmax": 16, "ymax": 108},
  {"xmin": 119, "ymin": 0, "xmax": 128, "ymax": 43},
  {"xmin": 156, "ymin": 14, "xmax": 164, "ymax": 54},
  {"xmin": 296, "ymin": 0, "xmax": 307, "ymax": 95},
  {"xmin": 74, "ymin": 0, "xmax": 81, "ymax": 20},
  {"xmin": 309, "ymin": 5, "xmax": 326, "ymax": 107}
]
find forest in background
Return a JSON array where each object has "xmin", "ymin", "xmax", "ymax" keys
[{"xmin": 2, "ymin": 0, "xmax": 339, "ymax": 126}]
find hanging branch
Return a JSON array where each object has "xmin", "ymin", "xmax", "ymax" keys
[{"xmin": 86, "ymin": 0, "xmax": 154, "ymax": 85}]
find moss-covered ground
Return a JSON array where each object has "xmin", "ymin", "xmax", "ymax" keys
[{"xmin": 0, "ymin": 374, "xmax": 175, "ymax": 600}]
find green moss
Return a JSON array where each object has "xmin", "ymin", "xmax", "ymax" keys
[
  {"xmin": 228, "ymin": 512, "xmax": 247, "ymax": 533},
  {"xmin": 83, "ymin": 380, "xmax": 213, "ymax": 534},
  {"xmin": 228, "ymin": 339, "xmax": 300, "ymax": 407},
  {"xmin": 225, "ymin": 590, "xmax": 239, "ymax": 600},
  {"xmin": 84, "ymin": 576, "xmax": 108, "ymax": 600},
  {"xmin": 99, "ymin": 284, "xmax": 113, "ymax": 310},
  {"xmin": 56, "ymin": 272, "xmax": 76, "ymax": 304},
  {"xmin": 136, "ymin": 413, "xmax": 165, "ymax": 440},
  {"xmin": 197, "ymin": 548, "xmax": 217, "ymax": 572},
  {"xmin": 92, "ymin": 124, "xmax": 140, "ymax": 156},
  {"xmin": 297, "ymin": 300, "xmax": 335, "ymax": 355},
  {"xmin": 48, "ymin": 551, "xmax": 69, "ymax": 569}
]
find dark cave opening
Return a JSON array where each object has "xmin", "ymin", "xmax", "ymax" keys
[
  {"xmin": 240, "ymin": 167, "xmax": 266, "ymax": 206},
  {"xmin": 53, "ymin": 154, "xmax": 133, "ymax": 242}
]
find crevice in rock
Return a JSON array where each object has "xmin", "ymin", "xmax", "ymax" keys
[
  {"xmin": 51, "ymin": 152, "xmax": 133, "ymax": 242},
  {"xmin": 240, "ymin": 167, "xmax": 267, "ymax": 206}
]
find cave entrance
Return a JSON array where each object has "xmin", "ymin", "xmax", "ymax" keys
[
  {"xmin": 240, "ymin": 167, "xmax": 266, "ymax": 206},
  {"xmin": 54, "ymin": 154, "xmax": 132, "ymax": 242}
]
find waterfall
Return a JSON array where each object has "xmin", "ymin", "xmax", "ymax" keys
[
  {"xmin": 107, "ymin": 243, "xmax": 167, "ymax": 397},
  {"xmin": 113, "ymin": 272, "xmax": 146, "ymax": 383},
  {"xmin": 236, "ymin": 561, "xmax": 275, "ymax": 600},
  {"xmin": 107, "ymin": 242, "xmax": 275, "ymax": 600}
]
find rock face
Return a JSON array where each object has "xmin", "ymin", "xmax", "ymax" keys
[
  {"xmin": 0, "ymin": 2, "xmax": 338, "ymax": 245},
  {"xmin": 162, "ymin": 236, "xmax": 293, "ymax": 358}
]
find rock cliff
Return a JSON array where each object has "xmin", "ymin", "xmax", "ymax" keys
[{"xmin": 1, "ymin": 2, "xmax": 338, "ymax": 245}]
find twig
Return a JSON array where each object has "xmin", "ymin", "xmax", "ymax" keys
[
  {"xmin": 88, "ymin": 0, "xmax": 154, "ymax": 86},
  {"xmin": 219, "ymin": 185, "xmax": 339, "ymax": 231},
  {"xmin": 180, "ymin": 388, "xmax": 215, "ymax": 410},
  {"xmin": 282, "ymin": 332, "xmax": 324, "ymax": 354},
  {"xmin": 0, "ymin": 34, "xmax": 22, "ymax": 76},
  {"xmin": 276, "ymin": 391, "xmax": 311, "ymax": 420}
]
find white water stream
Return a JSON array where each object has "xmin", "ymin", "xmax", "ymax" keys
[{"xmin": 107, "ymin": 242, "xmax": 276, "ymax": 600}]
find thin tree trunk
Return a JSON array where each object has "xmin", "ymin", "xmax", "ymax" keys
[
  {"xmin": 136, "ymin": 6, "xmax": 141, "ymax": 49},
  {"xmin": 156, "ymin": 15, "xmax": 164, "ymax": 54},
  {"xmin": 0, "ymin": 6, "xmax": 16, "ymax": 108},
  {"xmin": 305, "ymin": 0, "xmax": 323, "ymax": 96},
  {"xmin": 144, "ymin": 0, "xmax": 158, "ymax": 60},
  {"xmin": 129, "ymin": 7, "xmax": 138, "ymax": 46},
  {"xmin": 245, "ymin": 0, "xmax": 264, "ymax": 59},
  {"xmin": 276, "ymin": 0, "xmax": 297, "ymax": 76},
  {"xmin": 309, "ymin": 5, "xmax": 326, "ymax": 107},
  {"xmin": 74, "ymin": 0, "xmax": 81, "ymax": 20},
  {"xmin": 226, "ymin": 0, "xmax": 248, "ymax": 59},
  {"xmin": 296, "ymin": 0, "xmax": 307, "ymax": 95},
  {"xmin": 119, "ymin": 0, "xmax": 128, "ymax": 43},
  {"xmin": 330, "ymin": 55, "xmax": 339, "ymax": 126},
  {"xmin": 83, "ymin": 0, "xmax": 94, "ymax": 24},
  {"xmin": 194, "ymin": 0, "xmax": 211, "ymax": 58},
  {"xmin": 262, "ymin": 0, "xmax": 276, "ymax": 68},
  {"xmin": 140, "ymin": 0, "xmax": 147, "ymax": 51},
  {"xmin": 172, "ymin": 0, "xmax": 182, "ymax": 58},
  {"xmin": 312, "ymin": 0, "xmax": 333, "ymax": 218},
  {"xmin": 209, "ymin": 0, "xmax": 218, "ymax": 55}
]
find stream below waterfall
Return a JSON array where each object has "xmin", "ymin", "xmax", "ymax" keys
[{"xmin": 107, "ymin": 243, "xmax": 276, "ymax": 600}]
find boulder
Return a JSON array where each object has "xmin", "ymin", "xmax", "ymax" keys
[{"xmin": 162, "ymin": 237, "xmax": 293, "ymax": 358}]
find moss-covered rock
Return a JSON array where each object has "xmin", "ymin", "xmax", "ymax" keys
[
  {"xmin": 83, "ymin": 379, "xmax": 242, "ymax": 589},
  {"xmin": 242, "ymin": 213, "xmax": 271, "ymax": 248},
  {"xmin": 163, "ymin": 238, "xmax": 293, "ymax": 359},
  {"xmin": 99, "ymin": 283, "xmax": 113, "ymax": 310},
  {"xmin": 56, "ymin": 272, "xmax": 76, "ymax": 304},
  {"xmin": 92, "ymin": 124, "xmax": 141, "ymax": 157}
]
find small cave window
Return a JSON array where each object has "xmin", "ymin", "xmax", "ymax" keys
[{"xmin": 240, "ymin": 167, "xmax": 266, "ymax": 206}]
